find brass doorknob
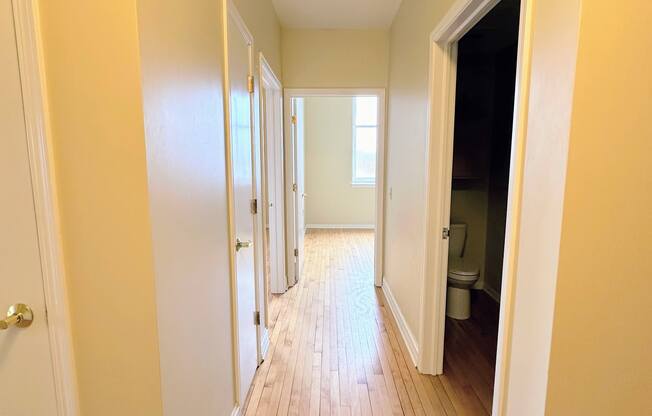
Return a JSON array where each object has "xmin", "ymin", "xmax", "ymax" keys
[
  {"xmin": 0, "ymin": 303, "xmax": 34, "ymax": 330},
  {"xmin": 236, "ymin": 238, "xmax": 253, "ymax": 252}
]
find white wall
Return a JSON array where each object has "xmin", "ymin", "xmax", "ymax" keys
[
  {"xmin": 137, "ymin": 0, "xmax": 235, "ymax": 414},
  {"xmin": 304, "ymin": 97, "xmax": 375, "ymax": 226}
]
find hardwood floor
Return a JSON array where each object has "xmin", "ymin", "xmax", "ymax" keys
[{"xmin": 245, "ymin": 229, "xmax": 498, "ymax": 415}]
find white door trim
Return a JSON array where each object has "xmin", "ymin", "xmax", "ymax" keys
[
  {"xmin": 419, "ymin": 0, "xmax": 548, "ymax": 415},
  {"xmin": 257, "ymin": 53, "xmax": 283, "ymax": 363},
  {"xmin": 258, "ymin": 53, "xmax": 286, "ymax": 299},
  {"xmin": 283, "ymin": 88, "xmax": 386, "ymax": 287},
  {"xmin": 12, "ymin": 1, "xmax": 79, "ymax": 414}
]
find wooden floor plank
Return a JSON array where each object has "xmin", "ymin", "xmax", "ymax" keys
[{"xmin": 243, "ymin": 229, "xmax": 498, "ymax": 416}]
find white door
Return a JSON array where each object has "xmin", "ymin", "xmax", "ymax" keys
[
  {"xmin": 292, "ymin": 98, "xmax": 306, "ymax": 280},
  {"xmin": 1, "ymin": 1, "xmax": 59, "ymax": 414},
  {"xmin": 262, "ymin": 86, "xmax": 287, "ymax": 294},
  {"xmin": 227, "ymin": 9, "xmax": 258, "ymax": 404}
]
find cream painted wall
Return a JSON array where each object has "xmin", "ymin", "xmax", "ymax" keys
[
  {"xmin": 136, "ymin": 0, "xmax": 235, "ymax": 415},
  {"xmin": 233, "ymin": 0, "xmax": 283, "ymax": 77},
  {"xmin": 384, "ymin": 0, "xmax": 457, "ymax": 340},
  {"xmin": 304, "ymin": 97, "xmax": 375, "ymax": 226},
  {"xmin": 545, "ymin": 1, "xmax": 652, "ymax": 414},
  {"xmin": 281, "ymin": 29, "xmax": 389, "ymax": 88},
  {"xmin": 37, "ymin": 1, "xmax": 163, "ymax": 415}
]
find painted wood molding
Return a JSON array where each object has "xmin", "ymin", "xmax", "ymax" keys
[
  {"xmin": 12, "ymin": 1, "xmax": 79, "ymax": 414},
  {"xmin": 382, "ymin": 281, "xmax": 419, "ymax": 367}
]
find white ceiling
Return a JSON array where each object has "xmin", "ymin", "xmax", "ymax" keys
[{"xmin": 272, "ymin": 0, "xmax": 402, "ymax": 29}]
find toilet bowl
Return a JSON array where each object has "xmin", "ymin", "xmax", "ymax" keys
[
  {"xmin": 446, "ymin": 258, "xmax": 479, "ymax": 319},
  {"xmin": 445, "ymin": 224, "xmax": 480, "ymax": 320}
]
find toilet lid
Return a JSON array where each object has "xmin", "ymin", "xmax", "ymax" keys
[{"xmin": 448, "ymin": 258, "xmax": 480, "ymax": 277}]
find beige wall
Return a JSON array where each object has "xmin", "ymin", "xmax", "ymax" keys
[
  {"xmin": 384, "ymin": 0, "xmax": 457, "ymax": 339},
  {"xmin": 304, "ymin": 97, "xmax": 375, "ymax": 226},
  {"xmin": 136, "ymin": 0, "xmax": 235, "ymax": 414},
  {"xmin": 37, "ymin": 1, "xmax": 163, "ymax": 414},
  {"xmin": 233, "ymin": 0, "xmax": 283, "ymax": 78},
  {"xmin": 282, "ymin": 29, "xmax": 389, "ymax": 88},
  {"xmin": 545, "ymin": 1, "xmax": 652, "ymax": 414}
]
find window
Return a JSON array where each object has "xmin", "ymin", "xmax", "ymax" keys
[{"xmin": 352, "ymin": 96, "xmax": 378, "ymax": 185}]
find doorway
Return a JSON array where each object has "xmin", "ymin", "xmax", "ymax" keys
[
  {"xmin": 224, "ymin": 3, "xmax": 259, "ymax": 407},
  {"xmin": 258, "ymin": 53, "xmax": 285, "ymax": 346},
  {"xmin": 442, "ymin": 0, "xmax": 520, "ymax": 412},
  {"xmin": 283, "ymin": 89, "xmax": 386, "ymax": 288},
  {"xmin": 419, "ymin": 0, "xmax": 523, "ymax": 412}
]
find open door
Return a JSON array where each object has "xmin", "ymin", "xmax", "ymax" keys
[
  {"xmin": 293, "ymin": 98, "xmax": 306, "ymax": 280},
  {"xmin": 260, "ymin": 56, "xmax": 286, "ymax": 295},
  {"xmin": 285, "ymin": 97, "xmax": 305, "ymax": 286}
]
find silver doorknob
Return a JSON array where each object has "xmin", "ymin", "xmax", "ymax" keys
[
  {"xmin": 236, "ymin": 238, "xmax": 253, "ymax": 252},
  {"xmin": 0, "ymin": 303, "xmax": 33, "ymax": 330}
]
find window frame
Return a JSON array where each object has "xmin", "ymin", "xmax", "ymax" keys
[{"xmin": 351, "ymin": 96, "xmax": 379, "ymax": 186}]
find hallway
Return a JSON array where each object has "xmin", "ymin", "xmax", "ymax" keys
[{"xmin": 244, "ymin": 229, "xmax": 494, "ymax": 415}]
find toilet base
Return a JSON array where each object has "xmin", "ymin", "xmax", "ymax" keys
[{"xmin": 446, "ymin": 286, "xmax": 471, "ymax": 320}]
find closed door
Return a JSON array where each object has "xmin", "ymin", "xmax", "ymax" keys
[
  {"xmin": 292, "ymin": 98, "xmax": 306, "ymax": 280},
  {"xmin": 262, "ymin": 86, "xmax": 286, "ymax": 294},
  {"xmin": 227, "ymin": 8, "xmax": 258, "ymax": 403},
  {"xmin": 1, "ymin": 1, "xmax": 59, "ymax": 413}
]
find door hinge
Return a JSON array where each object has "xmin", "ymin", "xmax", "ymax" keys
[
  {"xmin": 254, "ymin": 311, "xmax": 261, "ymax": 326},
  {"xmin": 247, "ymin": 75, "xmax": 254, "ymax": 93},
  {"xmin": 250, "ymin": 198, "xmax": 258, "ymax": 214},
  {"xmin": 442, "ymin": 226, "xmax": 450, "ymax": 239},
  {"xmin": 294, "ymin": 248, "xmax": 299, "ymax": 257},
  {"xmin": 291, "ymin": 115, "xmax": 297, "ymax": 125},
  {"xmin": 292, "ymin": 183, "xmax": 297, "ymax": 192}
]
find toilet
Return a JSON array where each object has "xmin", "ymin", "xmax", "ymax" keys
[{"xmin": 446, "ymin": 223, "xmax": 480, "ymax": 320}]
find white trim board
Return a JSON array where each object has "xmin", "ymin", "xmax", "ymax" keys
[
  {"xmin": 306, "ymin": 224, "xmax": 374, "ymax": 230},
  {"xmin": 381, "ymin": 281, "xmax": 418, "ymax": 367},
  {"xmin": 13, "ymin": 1, "xmax": 79, "ymax": 414}
]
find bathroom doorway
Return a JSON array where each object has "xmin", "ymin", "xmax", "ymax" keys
[{"xmin": 441, "ymin": 0, "xmax": 520, "ymax": 411}]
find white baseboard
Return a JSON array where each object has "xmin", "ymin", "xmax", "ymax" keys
[
  {"xmin": 484, "ymin": 285, "xmax": 501, "ymax": 303},
  {"xmin": 261, "ymin": 329, "xmax": 271, "ymax": 359},
  {"xmin": 381, "ymin": 281, "xmax": 419, "ymax": 367},
  {"xmin": 306, "ymin": 223, "xmax": 375, "ymax": 230}
]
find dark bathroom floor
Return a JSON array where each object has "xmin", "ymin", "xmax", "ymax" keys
[{"xmin": 442, "ymin": 290, "xmax": 501, "ymax": 415}]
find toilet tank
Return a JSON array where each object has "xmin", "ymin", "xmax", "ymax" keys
[{"xmin": 449, "ymin": 223, "xmax": 467, "ymax": 258}]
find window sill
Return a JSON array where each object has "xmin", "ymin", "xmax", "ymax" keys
[{"xmin": 351, "ymin": 182, "xmax": 376, "ymax": 189}]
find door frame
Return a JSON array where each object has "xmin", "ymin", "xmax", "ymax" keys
[
  {"xmin": 283, "ymin": 88, "xmax": 386, "ymax": 287},
  {"xmin": 222, "ymin": 0, "xmax": 260, "ymax": 409},
  {"xmin": 257, "ymin": 52, "xmax": 284, "ymax": 346},
  {"xmin": 419, "ymin": 0, "xmax": 567, "ymax": 415},
  {"xmin": 11, "ymin": 1, "xmax": 78, "ymax": 414}
]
